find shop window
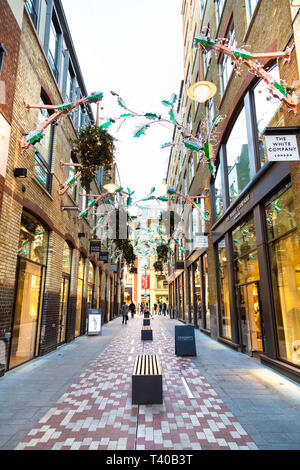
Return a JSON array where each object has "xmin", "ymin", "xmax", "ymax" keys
[
  {"xmin": 226, "ymin": 106, "xmax": 250, "ymax": 204},
  {"xmin": 232, "ymin": 215, "xmax": 259, "ymax": 285},
  {"xmin": 217, "ymin": 239, "xmax": 232, "ymax": 339},
  {"xmin": 214, "ymin": 164, "xmax": 224, "ymax": 220},
  {"xmin": 10, "ymin": 211, "xmax": 48, "ymax": 369},
  {"xmin": 58, "ymin": 243, "xmax": 72, "ymax": 345},
  {"xmin": 75, "ymin": 256, "xmax": 85, "ymax": 337},
  {"xmin": 253, "ymin": 65, "xmax": 284, "ymax": 168},
  {"xmin": 34, "ymin": 94, "xmax": 54, "ymax": 193},
  {"xmin": 265, "ymin": 184, "xmax": 300, "ymax": 367},
  {"xmin": 194, "ymin": 260, "xmax": 202, "ymax": 327},
  {"xmin": 18, "ymin": 211, "xmax": 48, "ymax": 265},
  {"xmin": 203, "ymin": 254, "xmax": 210, "ymax": 330},
  {"xmin": 87, "ymin": 262, "xmax": 95, "ymax": 311}
]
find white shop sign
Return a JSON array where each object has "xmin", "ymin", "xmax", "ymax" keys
[
  {"xmin": 193, "ymin": 235, "xmax": 208, "ymax": 249},
  {"xmin": 265, "ymin": 134, "xmax": 299, "ymax": 161}
]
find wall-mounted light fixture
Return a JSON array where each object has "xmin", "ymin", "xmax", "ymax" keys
[
  {"xmin": 187, "ymin": 44, "xmax": 216, "ymax": 103},
  {"xmin": 14, "ymin": 168, "xmax": 27, "ymax": 178}
]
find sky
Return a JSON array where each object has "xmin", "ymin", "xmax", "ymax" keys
[{"xmin": 62, "ymin": 0, "xmax": 184, "ymax": 203}]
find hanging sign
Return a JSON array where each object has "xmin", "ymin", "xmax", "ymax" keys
[
  {"xmin": 265, "ymin": 134, "xmax": 299, "ymax": 162},
  {"xmin": 141, "ymin": 275, "xmax": 150, "ymax": 290},
  {"xmin": 193, "ymin": 234, "xmax": 208, "ymax": 249},
  {"xmin": 99, "ymin": 251, "xmax": 109, "ymax": 263},
  {"xmin": 90, "ymin": 240, "xmax": 102, "ymax": 253}
]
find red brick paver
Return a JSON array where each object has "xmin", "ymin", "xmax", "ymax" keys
[{"xmin": 15, "ymin": 317, "xmax": 257, "ymax": 450}]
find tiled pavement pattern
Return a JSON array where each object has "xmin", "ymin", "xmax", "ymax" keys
[{"xmin": 15, "ymin": 317, "xmax": 257, "ymax": 450}]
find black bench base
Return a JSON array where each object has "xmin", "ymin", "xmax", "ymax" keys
[
  {"xmin": 132, "ymin": 355, "xmax": 163, "ymax": 405},
  {"xmin": 143, "ymin": 319, "xmax": 150, "ymax": 326},
  {"xmin": 141, "ymin": 329, "xmax": 153, "ymax": 341}
]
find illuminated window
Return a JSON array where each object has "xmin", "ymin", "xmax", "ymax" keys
[{"xmin": 265, "ymin": 184, "xmax": 300, "ymax": 367}]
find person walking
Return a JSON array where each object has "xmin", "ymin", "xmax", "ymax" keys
[
  {"xmin": 162, "ymin": 302, "xmax": 167, "ymax": 316},
  {"xmin": 158, "ymin": 302, "xmax": 162, "ymax": 315},
  {"xmin": 121, "ymin": 302, "xmax": 129, "ymax": 324},
  {"xmin": 153, "ymin": 303, "xmax": 157, "ymax": 316},
  {"xmin": 129, "ymin": 301, "xmax": 136, "ymax": 318}
]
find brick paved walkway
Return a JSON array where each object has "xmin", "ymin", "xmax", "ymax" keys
[{"xmin": 15, "ymin": 316, "xmax": 257, "ymax": 451}]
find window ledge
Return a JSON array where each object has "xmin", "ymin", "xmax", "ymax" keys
[{"xmin": 31, "ymin": 175, "xmax": 54, "ymax": 200}]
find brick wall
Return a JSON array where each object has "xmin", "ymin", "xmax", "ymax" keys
[{"xmin": 0, "ymin": 8, "xmax": 120, "ymax": 369}]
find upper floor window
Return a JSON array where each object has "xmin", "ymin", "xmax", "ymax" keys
[
  {"xmin": 0, "ymin": 43, "xmax": 7, "ymax": 77},
  {"xmin": 66, "ymin": 68, "xmax": 75, "ymax": 103},
  {"xmin": 226, "ymin": 106, "xmax": 250, "ymax": 204},
  {"xmin": 48, "ymin": 16, "xmax": 61, "ymax": 81},
  {"xmin": 219, "ymin": 21, "xmax": 235, "ymax": 96},
  {"xmin": 245, "ymin": 0, "xmax": 259, "ymax": 25},
  {"xmin": 25, "ymin": 0, "xmax": 39, "ymax": 29},
  {"xmin": 215, "ymin": 0, "xmax": 226, "ymax": 27},
  {"xmin": 253, "ymin": 64, "xmax": 284, "ymax": 168},
  {"xmin": 34, "ymin": 93, "xmax": 54, "ymax": 193}
]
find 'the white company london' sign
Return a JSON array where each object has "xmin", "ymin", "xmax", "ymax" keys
[{"xmin": 265, "ymin": 134, "xmax": 299, "ymax": 161}]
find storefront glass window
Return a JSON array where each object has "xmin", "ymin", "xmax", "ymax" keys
[
  {"xmin": 226, "ymin": 107, "xmax": 250, "ymax": 204},
  {"xmin": 214, "ymin": 165, "xmax": 224, "ymax": 220},
  {"xmin": 87, "ymin": 262, "xmax": 95, "ymax": 310},
  {"xmin": 75, "ymin": 256, "xmax": 85, "ymax": 337},
  {"xmin": 194, "ymin": 261, "xmax": 202, "ymax": 328},
  {"xmin": 57, "ymin": 243, "xmax": 72, "ymax": 345},
  {"xmin": 265, "ymin": 185, "xmax": 300, "ymax": 367},
  {"xmin": 18, "ymin": 212, "xmax": 48, "ymax": 265},
  {"xmin": 253, "ymin": 65, "xmax": 284, "ymax": 168},
  {"xmin": 232, "ymin": 215, "xmax": 259, "ymax": 285},
  {"xmin": 203, "ymin": 254, "xmax": 210, "ymax": 330},
  {"xmin": 218, "ymin": 240, "xmax": 232, "ymax": 339}
]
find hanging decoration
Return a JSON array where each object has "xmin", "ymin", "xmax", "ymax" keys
[
  {"xmin": 20, "ymin": 91, "xmax": 104, "ymax": 153},
  {"xmin": 193, "ymin": 35, "xmax": 299, "ymax": 114}
]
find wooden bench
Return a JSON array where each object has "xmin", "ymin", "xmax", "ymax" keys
[
  {"xmin": 132, "ymin": 354, "xmax": 163, "ymax": 405},
  {"xmin": 141, "ymin": 326, "xmax": 153, "ymax": 341},
  {"xmin": 143, "ymin": 318, "xmax": 150, "ymax": 326}
]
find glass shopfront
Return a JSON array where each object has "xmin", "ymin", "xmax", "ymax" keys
[
  {"xmin": 75, "ymin": 255, "xmax": 85, "ymax": 338},
  {"xmin": 203, "ymin": 254, "xmax": 210, "ymax": 330},
  {"xmin": 217, "ymin": 240, "xmax": 231, "ymax": 339},
  {"xmin": 10, "ymin": 212, "xmax": 48, "ymax": 369},
  {"xmin": 87, "ymin": 262, "xmax": 95, "ymax": 311},
  {"xmin": 265, "ymin": 184, "xmax": 300, "ymax": 367},
  {"xmin": 57, "ymin": 242, "xmax": 72, "ymax": 345},
  {"xmin": 194, "ymin": 260, "xmax": 202, "ymax": 328},
  {"xmin": 233, "ymin": 215, "xmax": 263, "ymax": 355}
]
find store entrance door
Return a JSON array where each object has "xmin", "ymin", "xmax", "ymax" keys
[{"xmin": 237, "ymin": 281, "xmax": 264, "ymax": 356}]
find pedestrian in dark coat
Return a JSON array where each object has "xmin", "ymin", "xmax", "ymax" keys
[{"xmin": 121, "ymin": 303, "xmax": 129, "ymax": 324}]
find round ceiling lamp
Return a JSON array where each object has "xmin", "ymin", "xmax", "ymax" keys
[
  {"xmin": 187, "ymin": 81, "xmax": 217, "ymax": 103},
  {"xmin": 103, "ymin": 182, "xmax": 120, "ymax": 193}
]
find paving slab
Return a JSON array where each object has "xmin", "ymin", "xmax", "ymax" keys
[{"xmin": 0, "ymin": 315, "xmax": 299, "ymax": 450}]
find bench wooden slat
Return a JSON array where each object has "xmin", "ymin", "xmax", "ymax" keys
[{"xmin": 133, "ymin": 354, "xmax": 161, "ymax": 376}]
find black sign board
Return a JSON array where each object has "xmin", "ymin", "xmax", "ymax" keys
[
  {"xmin": 175, "ymin": 325, "xmax": 196, "ymax": 356},
  {"xmin": 90, "ymin": 240, "xmax": 102, "ymax": 254},
  {"xmin": 99, "ymin": 251, "xmax": 109, "ymax": 263}
]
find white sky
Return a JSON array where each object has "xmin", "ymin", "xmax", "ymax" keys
[{"xmin": 62, "ymin": 0, "xmax": 184, "ymax": 202}]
